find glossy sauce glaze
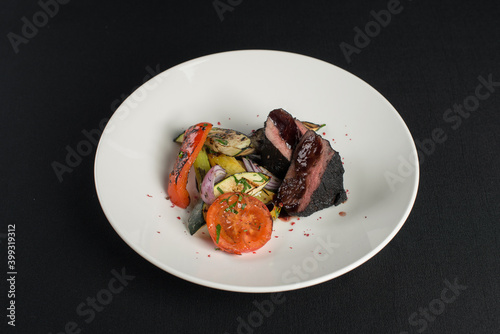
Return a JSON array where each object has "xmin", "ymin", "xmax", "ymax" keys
[
  {"xmin": 276, "ymin": 131, "xmax": 322, "ymax": 212},
  {"xmin": 268, "ymin": 109, "xmax": 302, "ymax": 150}
]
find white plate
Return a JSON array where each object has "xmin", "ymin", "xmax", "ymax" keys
[{"xmin": 94, "ymin": 50, "xmax": 419, "ymax": 293}]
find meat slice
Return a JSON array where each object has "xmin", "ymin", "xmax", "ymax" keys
[
  {"xmin": 276, "ymin": 130, "xmax": 347, "ymax": 217},
  {"xmin": 260, "ymin": 109, "xmax": 305, "ymax": 178}
]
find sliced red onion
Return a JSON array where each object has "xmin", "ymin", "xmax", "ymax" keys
[
  {"xmin": 242, "ymin": 157, "xmax": 281, "ymax": 190},
  {"xmin": 200, "ymin": 165, "xmax": 227, "ymax": 205},
  {"xmin": 242, "ymin": 157, "xmax": 258, "ymax": 173}
]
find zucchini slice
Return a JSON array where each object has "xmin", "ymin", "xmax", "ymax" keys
[
  {"xmin": 214, "ymin": 172, "xmax": 269, "ymax": 197},
  {"xmin": 204, "ymin": 128, "xmax": 255, "ymax": 157},
  {"xmin": 252, "ymin": 188, "xmax": 275, "ymax": 205}
]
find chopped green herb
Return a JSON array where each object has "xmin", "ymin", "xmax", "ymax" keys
[
  {"xmin": 217, "ymin": 186, "xmax": 224, "ymax": 194},
  {"xmin": 215, "ymin": 138, "xmax": 228, "ymax": 145},
  {"xmin": 253, "ymin": 173, "xmax": 269, "ymax": 183},
  {"xmin": 178, "ymin": 151, "xmax": 184, "ymax": 158},
  {"xmin": 224, "ymin": 200, "xmax": 239, "ymax": 214},
  {"xmin": 241, "ymin": 203, "xmax": 247, "ymax": 210},
  {"xmin": 214, "ymin": 247, "xmax": 221, "ymax": 251},
  {"xmin": 243, "ymin": 229, "xmax": 248, "ymax": 232},
  {"xmin": 232, "ymin": 176, "xmax": 252, "ymax": 193},
  {"xmin": 216, "ymin": 224, "xmax": 221, "ymax": 243}
]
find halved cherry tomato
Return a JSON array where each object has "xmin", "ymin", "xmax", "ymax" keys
[
  {"xmin": 168, "ymin": 122, "xmax": 212, "ymax": 208},
  {"xmin": 206, "ymin": 192, "xmax": 273, "ymax": 254}
]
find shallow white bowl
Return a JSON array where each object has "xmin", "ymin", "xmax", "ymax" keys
[{"xmin": 95, "ymin": 50, "xmax": 419, "ymax": 293}]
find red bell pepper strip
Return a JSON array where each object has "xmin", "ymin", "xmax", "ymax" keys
[{"xmin": 168, "ymin": 122, "xmax": 212, "ymax": 208}]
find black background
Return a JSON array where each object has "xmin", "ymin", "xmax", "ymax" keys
[{"xmin": 1, "ymin": 0, "xmax": 499, "ymax": 333}]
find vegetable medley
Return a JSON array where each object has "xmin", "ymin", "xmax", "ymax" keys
[{"xmin": 168, "ymin": 118, "xmax": 326, "ymax": 254}]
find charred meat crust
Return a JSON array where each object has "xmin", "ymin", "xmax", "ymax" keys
[{"xmin": 296, "ymin": 152, "xmax": 347, "ymax": 217}]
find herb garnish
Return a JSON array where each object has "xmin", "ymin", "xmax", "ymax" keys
[
  {"xmin": 253, "ymin": 173, "xmax": 269, "ymax": 183},
  {"xmin": 216, "ymin": 224, "xmax": 221, "ymax": 243},
  {"xmin": 215, "ymin": 138, "xmax": 228, "ymax": 145},
  {"xmin": 232, "ymin": 176, "xmax": 252, "ymax": 192}
]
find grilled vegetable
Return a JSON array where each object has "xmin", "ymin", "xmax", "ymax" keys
[
  {"xmin": 168, "ymin": 122, "xmax": 212, "ymax": 208},
  {"xmin": 214, "ymin": 172, "xmax": 269, "ymax": 198},
  {"xmin": 301, "ymin": 121, "xmax": 326, "ymax": 132},
  {"xmin": 206, "ymin": 192, "xmax": 273, "ymax": 254},
  {"xmin": 252, "ymin": 188, "xmax": 275, "ymax": 205},
  {"xmin": 194, "ymin": 171, "xmax": 271, "ymax": 234},
  {"xmin": 187, "ymin": 201, "xmax": 206, "ymax": 235},
  {"xmin": 202, "ymin": 202, "xmax": 209, "ymax": 222},
  {"xmin": 175, "ymin": 127, "xmax": 255, "ymax": 157},
  {"xmin": 173, "ymin": 131, "xmax": 185, "ymax": 143},
  {"xmin": 193, "ymin": 146, "xmax": 211, "ymax": 191},
  {"xmin": 200, "ymin": 165, "xmax": 227, "ymax": 205},
  {"xmin": 208, "ymin": 153, "xmax": 246, "ymax": 176},
  {"xmin": 205, "ymin": 128, "xmax": 255, "ymax": 157},
  {"xmin": 242, "ymin": 157, "xmax": 281, "ymax": 190}
]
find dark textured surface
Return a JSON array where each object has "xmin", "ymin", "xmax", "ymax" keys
[{"xmin": 1, "ymin": 0, "xmax": 499, "ymax": 333}]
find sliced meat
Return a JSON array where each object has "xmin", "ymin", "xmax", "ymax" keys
[
  {"xmin": 276, "ymin": 130, "xmax": 347, "ymax": 217},
  {"xmin": 260, "ymin": 109, "xmax": 304, "ymax": 178}
]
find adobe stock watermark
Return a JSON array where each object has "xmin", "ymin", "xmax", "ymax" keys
[
  {"xmin": 224, "ymin": 293, "xmax": 286, "ymax": 334},
  {"xmin": 385, "ymin": 73, "xmax": 499, "ymax": 192},
  {"xmin": 339, "ymin": 0, "xmax": 407, "ymax": 64},
  {"xmin": 51, "ymin": 64, "xmax": 163, "ymax": 183},
  {"xmin": 7, "ymin": 0, "xmax": 70, "ymax": 54},
  {"xmin": 400, "ymin": 277, "xmax": 467, "ymax": 333},
  {"xmin": 48, "ymin": 267, "xmax": 135, "ymax": 334},
  {"xmin": 282, "ymin": 234, "xmax": 340, "ymax": 283},
  {"xmin": 213, "ymin": 0, "xmax": 243, "ymax": 22}
]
